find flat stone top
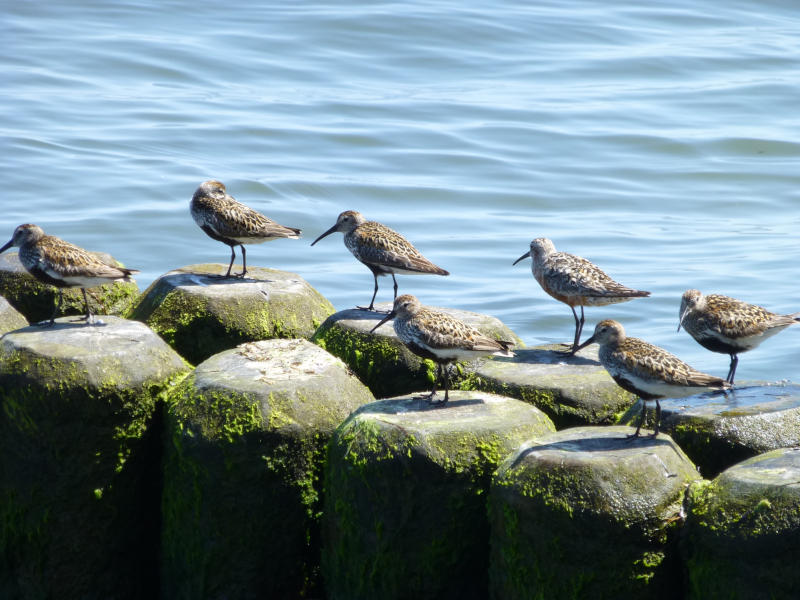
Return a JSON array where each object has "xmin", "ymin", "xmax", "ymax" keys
[
  {"xmin": 329, "ymin": 302, "xmax": 523, "ymax": 345},
  {"xmin": 348, "ymin": 391, "xmax": 555, "ymax": 436},
  {"xmin": 719, "ymin": 447, "xmax": 800, "ymax": 490},
  {"xmin": 660, "ymin": 383, "xmax": 800, "ymax": 419},
  {"xmin": 475, "ymin": 344, "xmax": 604, "ymax": 379},
  {"xmin": 158, "ymin": 264, "xmax": 315, "ymax": 299}
]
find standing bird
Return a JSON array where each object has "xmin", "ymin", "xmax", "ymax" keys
[
  {"xmin": 513, "ymin": 238, "xmax": 650, "ymax": 354},
  {"xmin": 371, "ymin": 294, "xmax": 514, "ymax": 404},
  {"xmin": 678, "ymin": 289, "xmax": 800, "ymax": 384},
  {"xmin": 0, "ymin": 224, "xmax": 138, "ymax": 326},
  {"xmin": 576, "ymin": 319, "xmax": 730, "ymax": 438},
  {"xmin": 311, "ymin": 210, "xmax": 449, "ymax": 312},
  {"xmin": 190, "ymin": 180, "xmax": 301, "ymax": 278}
]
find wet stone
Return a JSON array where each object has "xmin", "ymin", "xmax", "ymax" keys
[
  {"xmin": 129, "ymin": 263, "xmax": 335, "ymax": 365},
  {"xmin": 0, "ymin": 295, "xmax": 27, "ymax": 334},
  {"xmin": 467, "ymin": 344, "xmax": 637, "ymax": 428},
  {"xmin": 683, "ymin": 447, "xmax": 800, "ymax": 600},
  {"xmin": 323, "ymin": 390, "xmax": 555, "ymax": 600},
  {"xmin": 0, "ymin": 251, "xmax": 140, "ymax": 324},
  {"xmin": 489, "ymin": 426, "xmax": 702, "ymax": 600},
  {"xmin": 0, "ymin": 316, "xmax": 190, "ymax": 600},
  {"xmin": 312, "ymin": 302, "xmax": 523, "ymax": 398},
  {"xmin": 161, "ymin": 338, "xmax": 374, "ymax": 599},
  {"xmin": 619, "ymin": 383, "xmax": 800, "ymax": 478}
]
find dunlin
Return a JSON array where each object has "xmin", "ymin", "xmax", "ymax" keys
[
  {"xmin": 371, "ymin": 294, "xmax": 514, "ymax": 403},
  {"xmin": 513, "ymin": 238, "xmax": 650, "ymax": 354},
  {"xmin": 190, "ymin": 180, "xmax": 301, "ymax": 278},
  {"xmin": 678, "ymin": 289, "xmax": 800, "ymax": 384},
  {"xmin": 0, "ymin": 224, "xmax": 138, "ymax": 326},
  {"xmin": 311, "ymin": 210, "xmax": 448, "ymax": 311},
  {"xmin": 576, "ymin": 319, "xmax": 730, "ymax": 437}
]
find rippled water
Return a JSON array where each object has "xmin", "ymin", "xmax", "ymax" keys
[{"xmin": 2, "ymin": 1, "xmax": 799, "ymax": 382}]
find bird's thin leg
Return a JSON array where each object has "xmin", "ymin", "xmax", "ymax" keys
[
  {"xmin": 391, "ymin": 273, "xmax": 398, "ymax": 301},
  {"xmin": 40, "ymin": 289, "xmax": 63, "ymax": 327},
  {"xmin": 417, "ymin": 363, "xmax": 440, "ymax": 401},
  {"xmin": 238, "ymin": 245, "xmax": 247, "ymax": 278},
  {"xmin": 358, "ymin": 273, "xmax": 381, "ymax": 312},
  {"xmin": 627, "ymin": 399, "xmax": 646, "ymax": 439},
  {"xmin": 727, "ymin": 354, "xmax": 738, "ymax": 384},
  {"xmin": 560, "ymin": 305, "xmax": 584, "ymax": 355},
  {"xmin": 225, "ymin": 246, "xmax": 236, "ymax": 278},
  {"xmin": 81, "ymin": 288, "xmax": 95, "ymax": 324},
  {"xmin": 441, "ymin": 364, "xmax": 450, "ymax": 404},
  {"xmin": 649, "ymin": 400, "xmax": 662, "ymax": 438}
]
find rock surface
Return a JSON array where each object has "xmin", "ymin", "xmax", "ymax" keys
[
  {"xmin": 323, "ymin": 390, "xmax": 555, "ymax": 600},
  {"xmin": 129, "ymin": 263, "xmax": 335, "ymax": 364},
  {"xmin": 0, "ymin": 295, "xmax": 27, "ymax": 334},
  {"xmin": 0, "ymin": 316, "xmax": 190, "ymax": 599},
  {"xmin": 312, "ymin": 302, "xmax": 523, "ymax": 398},
  {"xmin": 620, "ymin": 383, "xmax": 800, "ymax": 477},
  {"xmin": 0, "ymin": 251, "xmax": 140, "ymax": 323},
  {"xmin": 683, "ymin": 447, "xmax": 800, "ymax": 600},
  {"xmin": 161, "ymin": 338, "xmax": 374, "ymax": 599},
  {"xmin": 489, "ymin": 426, "xmax": 702, "ymax": 600},
  {"xmin": 466, "ymin": 344, "xmax": 636, "ymax": 427}
]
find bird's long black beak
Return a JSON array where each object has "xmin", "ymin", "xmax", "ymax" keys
[
  {"xmin": 677, "ymin": 305, "xmax": 690, "ymax": 332},
  {"xmin": 311, "ymin": 224, "xmax": 338, "ymax": 246},
  {"xmin": 370, "ymin": 310, "xmax": 396, "ymax": 334},
  {"xmin": 512, "ymin": 250, "xmax": 531, "ymax": 266},
  {"xmin": 574, "ymin": 334, "xmax": 597, "ymax": 353},
  {"xmin": 0, "ymin": 239, "xmax": 13, "ymax": 254}
]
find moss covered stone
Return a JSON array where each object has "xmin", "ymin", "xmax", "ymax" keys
[
  {"xmin": 489, "ymin": 426, "xmax": 702, "ymax": 600},
  {"xmin": 0, "ymin": 316, "xmax": 190, "ymax": 600},
  {"xmin": 162, "ymin": 338, "xmax": 374, "ymax": 599},
  {"xmin": 0, "ymin": 251, "xmax": 140, "ymax": 324},
  {"xmin": 312, "ymin": 302, "xmax": 523, "ymax": 398},
  {"xmin": 129, "ymin": 263, "xmax": 335, "ymax": 365},
  {"xmin": 323, "ymin": 390, "xmax": 555, "ymax": 600},
  {"xmin": 0, "ymin": 295, "xmax": 27, "ymax": 334},
  {"xmin": 682, "ymin": 447, "xmax": 800, "ymax": 599},
  {"xmin": 619, "ymin": 384, "xmax": 800, "ymax": 478},
  {"xmin": 464, "ymin": 344, "xmax": 636, "ymax": 428}
]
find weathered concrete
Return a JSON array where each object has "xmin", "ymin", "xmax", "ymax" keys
[
  {"xmin": 489, "ymin": 426, "xmax": 702, "ymax": 600},
  {"xmin": 312, "ymin": 302, "xmax": 523, "ymax": 398},
  {"xmin": 0, "ymin": 316, "xmax": 190, "ymax": 600},
  {"xmin": 0, "ymin": 251, "xmax": 140, "ymax": 323},
  {"xmin": 162, "ymin": 338, "xmax": 374, "ymax": 600},
  {"xmin": 0, "ymin": 295, "xmax": 27, "ymax": 334},
  {"xmin": 129, "ymin": 263, "xmax": 335, "ymax": 364},
  {"xmin": 619, "ymin": 384, "xmax": 800, "ymax": 478},
  {"xmin": 465, "ymin": 344, "xmax": 636, "ymax": 427},
  {"xmin": 683, "ymin": 447, "xmax": 800, "ymax": 600},
  {"xmin": 323, "ymin": 391, "xmax": 555, "ymax": 600}
]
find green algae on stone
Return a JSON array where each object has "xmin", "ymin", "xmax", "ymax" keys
[
  {"xmin": 464, "ymin": 344, "xmax": 636, "ymax": 428},
  {"xmin": 619, "ymin": 384, "xmax": 800, "ymax": 478},
  {"xmin": 0, "ymin": 295, "xmax": 27, "ymax": 334},
  {"xmin": 0, "ymin": 316, "xmax": 190, "ymax": 600},
  {"xmin": 161, "ymin": 338, "xmax": 374, "ymax": 600},
  {"xmin": 0, "ymin": 251, "xmax": 140, "ymax": 324},
  {"xmin": 129, "ymin": 263, "xmax": 335, "ymax": 365},
  {"xmin": 489, "ymin": 426, "xmax": 702, "ymax": 600},
  {"xmin": 682, "ymin": 447, "xmax": 800, "ymax": 600},
  {"xmin": 312, "ymin": 303, "xmax": 523, "ymax": 399},
  {"xmin": 323, "ymin": 391, "xmax": 555, "ymax": 600}
]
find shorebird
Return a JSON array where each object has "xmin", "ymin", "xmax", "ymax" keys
[
  {"xmin": 0, "ymin": 224, "xmax": 138, "ymax": 326},
  {"xmin": 190, "ymin": 180, "xmax": 301, "ymax": 278},
  {"xmin": 678, "ymin": 289, "xmax": 800, "ymax": 384},
  {"xmin": 576, "ymin": 319, "xmax": 730, "ymax": 438},
  {"xmin": 513, "ymin": 238, "xmax": 650, "ymax": 354},
  {"xmin": 371, "ymin": 294, "xmax": 514, "ymax": 404},
  {"xmin": 311, "ymin": 210, "xmax": 449, "ymax": 312}
]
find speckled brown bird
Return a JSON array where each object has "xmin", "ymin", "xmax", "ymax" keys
[
  {"xmin": 577, "ymin": 319, "xmax": 730, "ymax": 437},
  {"xmin": 190, "ymin": 180, "xmax": 301, "ymax": 278},
  {"xmin": 311, "ymin": 210, "xmax": 449, "ymax": 311},
  {"xmin": 678, "ymin": 289, "xmax": 800, "ymax": 384},
  {"xmin": 0, "ymin": 223, "xmax": 138, "ymax": 326},
  {"xmin": 371, "ymin": 294, "xmax": 514, "ymax": 403},
  {"xmin": 513, "ymin": 238, "xmax": 650, "ymax": 354}
]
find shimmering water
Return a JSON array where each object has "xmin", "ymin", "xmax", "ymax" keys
[{"xmin": 3, "ymin": 1, "xmax": 799, "ymax": 382}]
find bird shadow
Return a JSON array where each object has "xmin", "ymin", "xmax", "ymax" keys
[
  {"xmin": 508, "ymin": 347, "xmax": 599, "ymax": 367},
  {"xmin": 351, "ymin": 395, "xmax": 485, "ymax": 418}
]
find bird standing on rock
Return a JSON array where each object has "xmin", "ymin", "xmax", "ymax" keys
[
  {"xmin": 678, "ymin": 289, "xmax": 800, "ymax": 384},
  {"xmin": 513, "ymin": 238, "xmax": 650, "ymax": 354},
  {"xmin": 371, "ymin": 294, "xmax": 514, "ymax": 404},
  {"xmin": 576, "ymin": 319, "xmax": 730, "ymax": 438},
  {"xmin": 190, "ymin": 180, "xmax": 301, "ymax": 278},
  {"xmin": 311, "ymin": 210, "xmax": 449, "ymax": 312},
  {"xmin": 0, "ymin": 223, "xmax": 138, "ymax": 326}
]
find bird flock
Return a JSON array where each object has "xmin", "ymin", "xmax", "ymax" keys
[{"xmin": 2, "ymin": 179, "xmax": 798, "ymax": 437}]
